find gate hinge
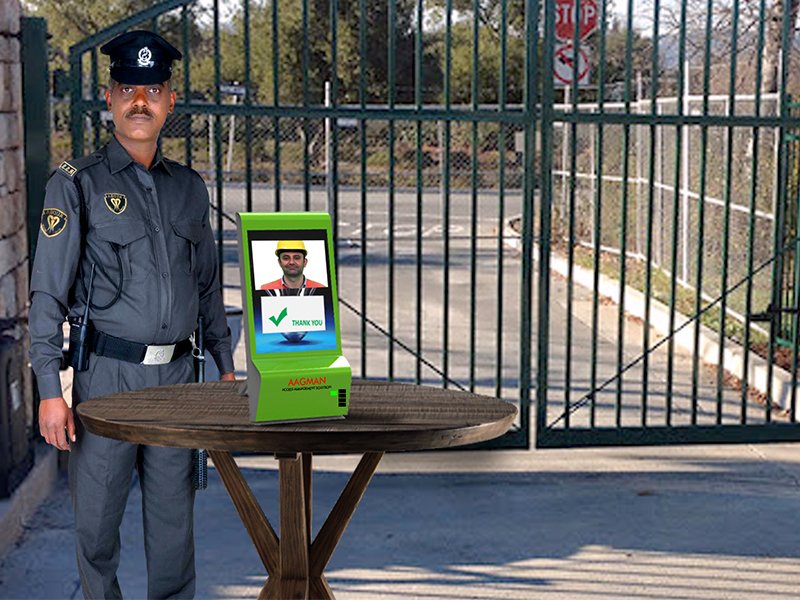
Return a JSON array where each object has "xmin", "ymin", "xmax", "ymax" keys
[{"xmin": 750, "ymin": 304, "xmax": 800, "ymax": 322}]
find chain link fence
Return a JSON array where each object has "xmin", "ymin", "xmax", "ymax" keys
[{"xmin": 551, "ymin": 94, "xmax": 782, "ymax": 332}]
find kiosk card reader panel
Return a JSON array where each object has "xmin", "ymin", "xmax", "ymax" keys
[{"xmin": 237, "ymin": 213, "xmax": 351, "ymax": 422}]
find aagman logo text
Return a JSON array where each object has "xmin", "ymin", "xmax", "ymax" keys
[{"xmin": 287, "ymin": 376, "xmax": 327, "ymax": 387}]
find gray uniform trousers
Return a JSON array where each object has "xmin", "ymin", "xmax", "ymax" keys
[{"xmin": 70, "ymin": 352, "xmax": 196, "ymax": 600}]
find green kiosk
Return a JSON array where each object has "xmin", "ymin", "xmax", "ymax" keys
[{"xmin": 237, "ymin": 212, "xmax": 351, "ymax": 422}]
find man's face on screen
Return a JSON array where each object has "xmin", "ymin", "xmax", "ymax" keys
[{"xmin": 279, "ymin": 251, "xmax": 307, "ymax": 278}]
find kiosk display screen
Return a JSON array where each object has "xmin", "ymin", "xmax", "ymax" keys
[{"xmin": 247, "ymin": 229, "xmax": 338, "ymax": 355}]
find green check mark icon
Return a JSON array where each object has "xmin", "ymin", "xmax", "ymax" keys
[{"xmin": 269, "ymin": 307, "xmax": 288, "ymax": 327}]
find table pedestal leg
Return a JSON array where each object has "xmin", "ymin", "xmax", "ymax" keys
[
  {"xmin": 208, "ymin": 450, "xmax": 279, "ymax": 576},
  {"xmin": 211, "ymin": 450, "xmax": 384, "ymax": 600}
]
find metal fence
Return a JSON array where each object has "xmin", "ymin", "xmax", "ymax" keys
[
  {"xmin": 67, "ymin": 0, "xmax": 536, "ymax": 448},
  {"xmin": 551, "ymin": 94, "xmax": 780, "ymax": 339},
  {"xmin": 65, "ymin": 0, "xmax": 800, "ymax": 448}
]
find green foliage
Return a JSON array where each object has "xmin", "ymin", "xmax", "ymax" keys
[
  {"xmin": 23, "ymin": 0, "xmax": 202, "ymax": 72},
  {"xmin": 187, "ymin": 0, "xmax": 437, "ymax": 105}
]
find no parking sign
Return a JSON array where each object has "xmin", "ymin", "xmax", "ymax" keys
[{"xmin": 553, "ymin": 42, "xmax": 591, "ymax": 87}]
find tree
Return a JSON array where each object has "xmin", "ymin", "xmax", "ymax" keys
[{"xmin": 23, "ymin": 0, "xmax": 203, "ymax": 71}]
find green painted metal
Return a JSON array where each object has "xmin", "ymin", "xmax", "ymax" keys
[
  {"xmin": 66, "ymin": 0, "xmax": 800, "ymax": 450},
  {"xmin": 740, "ymin": 0, "xmax": 767, "ymax": 423},
  {"xmin": 715, "ymin": 0, "xmax": 741, "ymax": 423},
  {"xmin": 665, "ymin": 0, "xmax": 688, "ymax": 426},
  {"xmin": 615, "ymin": 0, "xmax": 635, "ymax": 428},
  {"xmin": 21, "ymin": 17, "xmax": 51, "ymax": 266},
  {"xmin": 535, "ymin": 0, "xmax": 800, "ymax": 446},
  {"xmin": 244, "ymin": 0, "xmax": 253, "ymax": 213},
  {"xmin": 442, "ymin": 0, "xmax": 453, "ymax": 390},
  {"xmin": 415, "ymin": 0, "xmax": 424, "ymax": 386}
]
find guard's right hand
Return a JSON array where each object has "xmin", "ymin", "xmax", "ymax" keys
[{"xmin": 39, "ymin": 397, "xmax": 76, "ymax": 451}]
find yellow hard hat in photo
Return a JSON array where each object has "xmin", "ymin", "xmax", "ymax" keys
[{"xmin": 275, "ymin": 240, "xmax": 307, "ymax": 256}]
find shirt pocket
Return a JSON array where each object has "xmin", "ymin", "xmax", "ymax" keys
[
  {"xmin": 93, "ymin": 220, "xmax": 152, "ymax": 282},
  {"xmin": 171, "ymin": 218, "xmax": 205, "ymax": 274}
]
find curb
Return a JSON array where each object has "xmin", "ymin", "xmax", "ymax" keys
[
  {"xmin": 0, "ymin": 444, "xmax": 58, "ymax": 562},
  {"xmin": 506, "ymin": 214, "xmax": 795, "ymax": 411}
]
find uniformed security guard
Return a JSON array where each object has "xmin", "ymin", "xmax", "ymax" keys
[{"xmin": 29, "ymin": 30, "xmax": 235, "ymax": 599}]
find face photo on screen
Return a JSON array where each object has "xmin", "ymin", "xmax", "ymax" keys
[{"xmin": 248, "ymin": 231, "xmax": 337, "ymax": 354}]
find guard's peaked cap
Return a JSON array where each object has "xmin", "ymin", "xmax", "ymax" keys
[{"xmin": 100, "ymin": 30, "xmax": 182, "ymax": 85}]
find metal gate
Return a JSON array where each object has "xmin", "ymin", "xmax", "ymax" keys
[
  {"xmin": 66, "ymin": 0, "xmax": 800, "ymax": 449},
  {"xmin": 66, "ymin": 0, "xmax": 535, "ymax": 448},
  {"xmin": 535, "ymin": 0, "xmax": 800, "ymax": 446}
]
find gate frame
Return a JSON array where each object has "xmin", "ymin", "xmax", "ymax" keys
[
  {"xmin": 66, "ymin": 0, "xmax": 535, "ymax": 450},
  {"xmin": 534, "ymin": 0, "xmax": 800, "ymax": 448}
]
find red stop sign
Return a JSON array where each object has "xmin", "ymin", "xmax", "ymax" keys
[{"xmin": 555, "ymin": 0, "xmax": 599, "ymax": 41}]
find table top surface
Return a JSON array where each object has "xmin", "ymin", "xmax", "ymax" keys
[{"xmin": 76, "ymin": 380, "xmax": 518, "ymax": 453}]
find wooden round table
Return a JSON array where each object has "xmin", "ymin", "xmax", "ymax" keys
[{"xmin": 77, "ymin": 380, "xmax": 518, "ymax": 600}]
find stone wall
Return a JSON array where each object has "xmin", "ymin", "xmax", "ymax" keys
[{"xmin": 0, "ymin": 0, "xmax": 32, "ymax": 423}]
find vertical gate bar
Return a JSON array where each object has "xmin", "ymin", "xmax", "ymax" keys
[
  {"xmin": 272, "ymin": 0, "xmax": 281, "ymax": 210},
  {"xmin": 182, "ymin": 5, "xmax": 193, "ymax": 168},
  {"xmin": 442, "ymin": 0, "xmax": 453, "ymax": 389},
  {"xmin": 331, "ymin": 0, "xmax": 340, "ymax": 264},
  {"xmin": 21, "ymin": 15, "xmax": 50, "ymax": 265},
  {"xmin": 563, "ymin": 0, "xmax": 582, "ymax": 428},
  {"xmin": 496, "ymin": 0, "xmax": 508, "ymax": 401},
  {"xmin": 415, "ymin": 0, "xmax": 424, "ymax": 385},
  {"xmin": 690, "ymin": 0, "xmax": 713, "ymax": 424},
  {"xmin": 214, "ymin": 0, "xmax": 224, "ymax": 286},
  {"xmin": 589, "ymin": 0, "xmax": 609, "ymax": 428},
  {"xmin": 387, "ymin": 0, "xmax": 396, "ymax": 380},
  {"xmin": 359, "ymin": 0, "xmax": 368, "ymax": 377},
  {"xmin": 70, "ymin": 50, "xmax": 84, "ymax": 159},
  {"xmin": 302, "ymin": 0, "xmax": 311, "ymax": 210},
  {"xmin": 790, "ymin": 166, "xmax": 800, "ymax": 422},
  {"xmin": 715, "ymin": 0, "xmax": 740, "ymax": 423},
  {"xmin": 536, "ymin": 0, "xmax": 553, "ymax": 441},
  {"xmin": 641, "ymin": 0, "xmax": 661, "ymax": 427},
  {"xmin": 616, "ymin": 0, "xmax": 636, "ymax": 427},
  {"xmin": 564, "ymin": 114, "xmax": 577, "ymax": 427},
  {"xmin": 244, "ymin": 0, "xmax": 253, "ymax": 213},
  {"xmin": 469, "ymin": 0, "xmax": 479, "ymax": 392},
  {"xmin": 90, "ymin": 49, "xmax": 99, "ymax": 150},
  {"xmin": 741, "ymin": 0, "xmax": 768, "ymax": 422},
  {"xmin": 666, "ymin": 0, "xmax": 689, "ymax": 426},
  {"xmin": 767, "ymin": 2, "xmax": 796, "ymax": 421}
]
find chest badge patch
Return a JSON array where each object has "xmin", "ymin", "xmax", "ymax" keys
[
  {"xmin": 40, "ymin": 208, "xmax": 68, "ymax": 238},
  {"xmin": 104, "ymin": 193, "xmax": 128, "ymax": 215}
]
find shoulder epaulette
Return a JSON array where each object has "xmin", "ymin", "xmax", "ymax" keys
[{"xmin": 54, "ymin": 152, "xmax": 104, "ymax": 181}]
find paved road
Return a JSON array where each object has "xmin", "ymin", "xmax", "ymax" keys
[
  {"xmin": 2, "ymin": 443, "xmax": 800, "ymax": 599},
  {"xmin": 0, "ymin": 186, "xmax": 797, "ymax": 599}
]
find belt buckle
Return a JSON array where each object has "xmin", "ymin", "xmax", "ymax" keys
[{"xmin": 142, "ymin": 343, "xmax": 176, "ymax": 365}]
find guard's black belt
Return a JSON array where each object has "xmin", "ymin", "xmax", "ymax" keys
[{"xmin": 91, "ymin": 330, "xmax": 192, "ymax": 365}]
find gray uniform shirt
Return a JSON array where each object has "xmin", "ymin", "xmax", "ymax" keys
[{"xmin": 29, "ymin": 136, "xmax": 234, "ymax": 399}]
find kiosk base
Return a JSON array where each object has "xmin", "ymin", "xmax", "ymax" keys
[{"xmin": 246, "ymin": 355, "xmax": 351, "ymax": 423}]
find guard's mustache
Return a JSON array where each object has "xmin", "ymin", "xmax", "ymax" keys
[{"xmin": 125, "ymin": 107, "xmax": 153, "ymax": 119}]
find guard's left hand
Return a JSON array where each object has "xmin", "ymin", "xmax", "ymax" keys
[{"xmin": 220, "ymin": 372, "xmax": 235, "ymax": 381}]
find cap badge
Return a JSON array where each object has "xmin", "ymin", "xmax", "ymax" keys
[
  {"xmin": 104, "ymin": 192, "xmax": 128, "ymax": 215},
  {"xmin": 137, "ymin": 46, "xmax": 152, "ymax": 67}
]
